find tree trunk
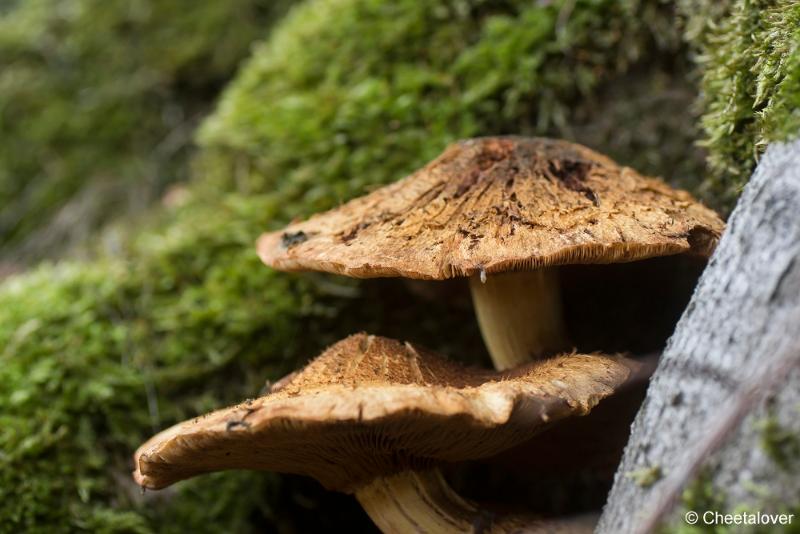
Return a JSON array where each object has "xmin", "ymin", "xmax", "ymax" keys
[{"xmin": 597, "ymin": 140, "xmax": 800, "ymax": 534}]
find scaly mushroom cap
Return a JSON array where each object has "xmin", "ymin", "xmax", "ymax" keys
[
  {"xmin": 134, "ymin": 334, "xmax": 635, "ymax": 492},
  {"xmin": 258, "ymin": 137, "xmax": 724, "ymax": 279}
]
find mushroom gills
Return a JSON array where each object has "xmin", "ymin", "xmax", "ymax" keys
[
  {"xmin": 470, "ymin": 268, "xmax": 569, "ymax": 370},
  {"xmin": 356, "ymin": 469, "xmax": 595, "ymax": 534}
]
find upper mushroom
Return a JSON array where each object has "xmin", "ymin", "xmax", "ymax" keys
[
  {"xmin": 258, "ymin": 136, "xmax": 723, "ymax": 280},
  {"xmin": 258, "ymin": 137, "xmax": 724, "ymax": 370}
]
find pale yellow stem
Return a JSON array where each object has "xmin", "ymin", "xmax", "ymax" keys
[
  {"xmin": 470, "ymin": 268, "xmax": 569, "ymax": 370},
  {"xmin": 356, "ymin": 470, "xmax": 477, "ymax": 533},
  {"xmin": 357, "ymin": 270, "xmax": 574, "ymax": 533}
]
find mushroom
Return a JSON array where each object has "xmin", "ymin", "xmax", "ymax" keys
[
  {"xmin": 258, "ymin": 137, "xmax": 724, "ymax": 369},
  {"xmin": 134, "ymin": 334, "xmax": 636, "ymax": 532}
]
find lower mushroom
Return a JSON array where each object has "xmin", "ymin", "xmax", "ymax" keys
[{"xmin": 134, "ymin": 334, "xmax": 635, "ymax": 533}]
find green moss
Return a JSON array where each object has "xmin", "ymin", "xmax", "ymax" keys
[
  {"xmin": 0, "ymin": 194, "xmax": 403, "ymax": 532},
  {"xmin": 0, "ymin": 0, "xmax": 293, "ymax": 262},
  {"xmin": 657, "ymin": 473, "xmax": 724, "ymax": 534},
  {"xmin": 662, "ymin": 408, "xmax": 800, "ymax": 534},
  {"xmin": 198, "ymin": 0, "xmax": 699, "ymax": 213},
  {"xmin": 758, "ymin": 407, "xmax": 800, "ymax": 472},
  {"xmin": 626, "ymin": 465, "xmax": 663, "ymax": 488},
  {"xmin": 665, "ymin": 479, "xmax": 800, "ymax": 534},
  {"xmin": 0, "ymin": 0, "xmax": 711, "ymax": 531},
  {"xmin": 680, "ymin": 0, "xmax": 800, "ymax": 208}
]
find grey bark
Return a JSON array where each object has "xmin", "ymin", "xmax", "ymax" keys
[{"xmin": 597, "ymin": 140, "xmax": 800, "ymax": 534}]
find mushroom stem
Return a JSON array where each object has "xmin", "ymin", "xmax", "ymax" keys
[
  {"xmin": 356, "ymin": 470, "xmax": 517, "ymax": 533},
  {"xmin": 356, "ymin": 469, "xmax": 594, "ymax": 533},
  {"xmin": 469, "ymin": 268, "xmax": 568, "ymax": 369},
  {"xmin": 355, "ymin": 470, "xmax": 480, "ymax": 533}
]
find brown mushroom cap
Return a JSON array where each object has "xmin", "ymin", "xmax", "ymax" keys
[
  {"xmin": 134, "ymin": 334, "xmax": 635, "ymax": 492},
  {"xmin": 258, "ymin": 137, "xmax": 724, "ymax": 279}
]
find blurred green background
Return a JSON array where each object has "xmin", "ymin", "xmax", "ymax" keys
[{"xmin": 0, "ymin": 0, "xmax": 798, "ymax": 532}]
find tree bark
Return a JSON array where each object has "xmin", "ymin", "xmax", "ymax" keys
[{"xmin": 597, "ymin": 140, "xmax": 800, "ymax": 534}]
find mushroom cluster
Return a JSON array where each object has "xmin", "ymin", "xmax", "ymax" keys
[{"xmin": 133, "ymin": 137, "xmax": 724, "ymax": 532}]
